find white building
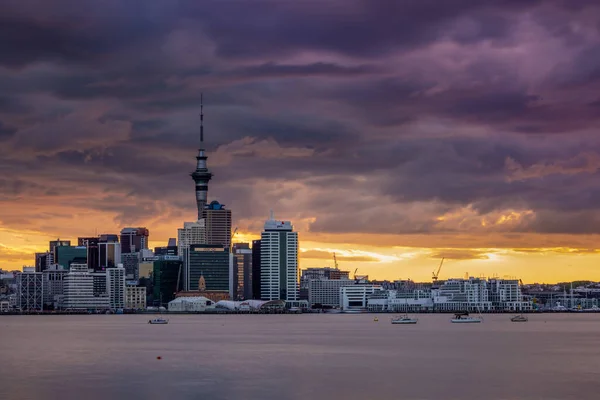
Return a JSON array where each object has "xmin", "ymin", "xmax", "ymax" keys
[
  {"xmin": 308, "ymin": 278, "xmax": 355, "ymax": 307},
  {"xmin": 260, "ymin": 214, "xmax": 299, "ymax": 301},
  {"xmin": 433, "ymin": 278, "xmax": 493, "ymax": 311},
  {"xmin": 177, "ymin": 220, "xmax": 207, "ymax": 256},
  {"xmin": 126, "ymin": 285, "xmax": 146, "ymax": 310},
  {"xmin": 340, "ymin": 285, "xmax": 381, "ymax": 311},
  {"xmin": 63, "ymin": 264, "xmax": 109, "ymax": 310},
  {"xmin": 168, "ymin": 296, "xmax": 214, "ymax": 312},
  {"xmin": 17, "ymin": 269, "xmax": 43, "ymax": 311},
  {"xmin": 107, "ymin": 266, "xmax": 126, "ymax": 310},
  {"xmin": 368, "ymin": 289, "xmax": 434, "ymax": 312}
]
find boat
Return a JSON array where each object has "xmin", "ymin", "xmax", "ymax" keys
[
  {"xmin": 373, "ymin": 317, "xmax": 379, "ymax": 322},
  {"xmin": 451, "ymin": 311, "xmax": 482, "ymax": 324},
  {"xmin": 510, "ymin": 314, "xmax": 528, "ymax": 322},
  {"xmin": 148, "ymin": 317, "xmax": 169, "ymax": 324},
  {"xmin": 391, "ymin": 314, "xmax": 418, "ymax": 324}
]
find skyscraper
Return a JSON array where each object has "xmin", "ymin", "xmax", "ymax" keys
[
  {"xmin": 251, "ymin": 240, "xmax": 261, "ymax": 300},
  {"xmin": 233, "ymin": 243, "xmax": 252, "ymax": 300},
  {"xmin": 177, "ymin": 220, "xmax": 207, "ymax": 256},
  {"xmin": 260, "ymin": 214, "xmax": 299, "ymax": 301},
  {"xmin": 98, "ymin": 234, "xmax": 121, "ymax": 270},
  {"xmin": 190, "ymin": 94, "xmax": 213, "ymax": 220},
  {"xmin": 78, "ymin": 237, "xmax": 100, "ymax": 272},
  {"xmin": 202, "ymin": 200, "xmax": 232, "ymax": 250},
  {"xmin": 120, "ymin": 227, "xmax": 149, "ymax": 254}
]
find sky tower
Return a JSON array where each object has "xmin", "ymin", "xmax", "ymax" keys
[{"xmin": 190, "ymin": 94, "xmax": 213, "ymax": 220}]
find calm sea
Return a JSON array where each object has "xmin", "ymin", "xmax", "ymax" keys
[{"xmin": 1, "ymin": 314, "xmax": 599, "ymax": 400}]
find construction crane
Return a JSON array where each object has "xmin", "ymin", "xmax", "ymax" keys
[
  {"xmin": 229, "ymin": 227, "xmax": 238, "ymax": 252},
  {"xmin": 353, "ymin": 268, "xmax": 358, "ymax": 280},
  {"xmin": 432, "ymin": 257, "xmax": 445, "ymax": 283},
  {"xmin": 333, "ymin": 252, "xmax": 339, "ymax": 269}
]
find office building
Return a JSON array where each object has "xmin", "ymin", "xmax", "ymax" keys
[
  {"xmin": 126, "ymin": 285, "xmax": 147, "ymax": 310},
  {"xmin": 62, "ymin": 264, "xmax": 109, "ymax": 310},
  {"xmin": 120, "ymin": 227, "xmax": 149, "ymax": 254},
  {"xmin": 340, "ymin": 285, "xmax": 381, "ymax": 311},
  {"xmin": 55, "ymin": 246, "xmax": 87, "ymax": 270},
  {"xmin": 91, "ymin": 272, "xmax": 107, "ymax": 298},
  {"xmin": 42, "ymin": 266, "xmax": 67, "ymax": 310},
  {"xmin": 98, "ymin": 235, "xmax": 121, "ymax": 270},
  {"xmin": 251, "ymin": 240, "xmax": 261, "ymax": 299},
  {"xmin": 233, "ymin": 243, "xmax": 252, "ymax": 300},
  {"xmin": 308, "ymin": 278, "xmax": 355, "ymax": 307},
  {"xmin": 121, "ymin": 252, "xmax": 140, "ymax": 280},
  {"xmin": 49, "ymin": 239, "xmax": 71, "ymax": 263},
  {"xmin": 184, "ymin": 244, "xmax": 230, "ymax": 293},
  {"xmin": 107, "ymin": 267, "xmax": 126, "ymax": 310},
  {"xmin": 177, "ymin": 220, "xmax": 207, "ymax": 256},
  {"xmin": 16, "ymin": 268, "xmax": 43, "ymax": 311},
  {"xmin": 35, "ymin": 252, "xmax": 51, "ymax": 272},
  {"xmin": 260, "ymin": 215, "xmax": 299, "ymax": 301},
  {"xmin": 79, "ymin": 237, "xmax": 100, "ymax": 271},
  {"xmin": 202, "ymin": 200, "xmax": 232, "ymax": 250},
  {"xmin": 153, "ymin": 256, "xmax": 183, "ymax": 306}
]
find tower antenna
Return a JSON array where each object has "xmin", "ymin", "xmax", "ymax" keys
[{"xmin": 200, "ymin": 93, "xmax": 204, "ymax": 147}]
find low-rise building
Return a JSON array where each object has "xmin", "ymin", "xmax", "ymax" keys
[
  {"xmin": 126, "ymin": 285, "xmax": 146, "ymax": 310},
  {"xmin": 340, "ymin": 285, "xmax": 381, "ymax": 311},
  {"xmin": 308, "ymin": 278, "xmax": 355, "ymax": 307},
  {"xmin": 168, "ymin": 296, "xmax": 214, "ymax": 312}
]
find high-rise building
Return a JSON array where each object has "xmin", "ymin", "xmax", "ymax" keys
[
  {"xmin": 42, "ymin": 266, "xmax": 67, "ymax": 310},
  {"xmin": 184, "ymin": 244, "xmax": 229, "ymax": 292},
  {"xmin": 98, "ymin": 235, "xmax": 121, "ymax": 270},
  {"xmin": 153, "ymin": 256, "xmax": 183, "ymax": 306},
  {"xmin": 260, "ymin": 215, "xmax": 299, "ymax": 301},
  {"xmin": 63, "ymin": 264, "xmax": 109, "ymax": 310},
  {"xmin": 121, "ymin": 253, "xmax": 140, "ymax": 280},
  {"xmin": 16, "ymin": 268, "xmax": 43, "ymax": 311},
  {"xmin": 251, "ymin": 240, "xmax": 261, "ymax": 300},
  {"xmin": 233, "ymin": 243, "xmax": 252, "ymax": 300},
  {"xmin": 54, "ymin": 246, "xmax": 87, "ymax": 270},
  {"xmin": 35, "ymin": 252, "xmax": 50, "ymax": 273},
  {"xmin": 120, "ymin": 227, "xmax": 149, "ymax": 254},
  {"xmin": 177, "ymin": 220, "xmax": 207, "ymax": 256},
  {"xmin": 190, "ymin": 94, "xmax": 213, "ymax": 220},
  {"xmin": 202, "ymin": 201, "xmax": 232, "ymax": 250},
  {"xmin": 49, "ymin": 239, "xmax": 71, "ymax": 262},
  {"xmin": 78, "ymin": 237, "xmax": 100, "ymax": 271},
  {"xmin": 107, "ymin": 267, "xmax": 126, "ymax": 310}
]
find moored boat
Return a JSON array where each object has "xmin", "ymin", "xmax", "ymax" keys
[
  {"xmin": 510, "ymin": 314, "xmax": 528, "ymax": 322},
  {"xmin": 391, "ymin": 314, "xmax": 418, "ymax": 324},
  {"xmin": 148, "ymin": 317, "xmax": 169, "ymax": 324},
  {"xmin": 451, "ymin": 312, "xmax": 482, "ymax": 324}
]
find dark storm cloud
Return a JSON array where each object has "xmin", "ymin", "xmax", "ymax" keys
[{"xmin": 1, "ymin": 0, "xmax": 600, "ymax": 242}]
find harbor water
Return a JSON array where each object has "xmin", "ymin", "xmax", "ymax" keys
[{"xmin": 1, "ymin": 313, "xmax": 599, "ymax": 399}]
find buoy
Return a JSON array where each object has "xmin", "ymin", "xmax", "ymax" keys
[
  {"xmin": 157, "ymin": 356, "xmax": 162, "ymax": 360},
  {"xmin": 374, "ymin": 317, "xmax": 378, "ymax": 322}
]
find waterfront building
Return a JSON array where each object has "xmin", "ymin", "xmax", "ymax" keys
[
  {"xmin": 153, "ymin": 256, "xmax": 183, "ymax": 306},
  {"xmin": 42, "ymin": 266, "xmax": 67, "ymax": 310},
  {"xmin": 432, "ymin": 277, "xmax": 493, "ymax": 312},
  {"xmin": 168, "ymin": 296, "xmax": 215, "ymax": 312},
  {"xmin": 260, "ymin": 215, "xmax": 299, "ymax": 301},
  {"xmin": 54, "ymin": 246, "xmax": 87, "ymax": 270},
  {"xmin": 177, "ymin": 220, "xmax": 207, "ymax": 256},
  {"xmin": 126, "ymin": 285, "xmax": 146, "ymax": 310},
  {"xmin": 308, "ymin": 278, "xmax": 355, "ymax": 307},
  {"xmin": 251, "ymin": 240, "xmax": 261, "ymax": 300},
  {"xmin": 120, "ymin": 227, "xmax": 149, "ymax": 254},
  {"xmin": 340, "ymin": 285, "xmax": 381, "ymax": 311},
  {"xmin": 107, "ymin": 267, "xmax": 126, "ymax": 310},
  {"xmin": 202, "ymin": 200, "xmax": 232, "ymax": 250},
  {"xmin": 16, "ymin": 269, "xmax": 43, "ymax": 311},
  {"xmin": 184, "ymin": 244, "xmax": 230, "ymax": 293},
  {"xmin": 62, "ymin": 264, "xmax": 109, "ymax": 310},
  {"xmin": 487, "ymin": 279, "xmax": 530, "ymax": 311},
  {"xmin": 368, "ymin": 288, "xmax": 433, "ymax": 312},
  {"xmin": 233, "ymin": 243, "xmax": 252, "ymax": 300}
]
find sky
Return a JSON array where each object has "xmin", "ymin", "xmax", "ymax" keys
[{"xmin": 1, "ymin": 0, "xmax": 600, "ymax": 282}]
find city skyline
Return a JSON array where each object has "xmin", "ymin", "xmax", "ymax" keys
[{"xmin": 2, "ymin": 1, "xmax": 600, "ymax": 283}]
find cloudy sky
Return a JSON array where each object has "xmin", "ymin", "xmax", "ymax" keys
[{"xmin": 1, "ymin": 0, "xmax": 600, "ymax": 282}]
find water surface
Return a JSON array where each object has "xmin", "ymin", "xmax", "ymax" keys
[{"xmin": 1, "ymin": 314, "xmax": 599, "ymax": 399}]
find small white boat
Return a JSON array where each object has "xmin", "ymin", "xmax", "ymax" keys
[
  {"xmin": 148, "ymin": 317, "xmax": 169, "ymax": 324},
  {"xmin": 391, "ymin": 314, "xmax": 418, "ymax": 325},
  {"xmin": 451, "ymin": 312, "xmax": 482, "ymax": 324},
  {"xmin": 510, "ymin": 314, "xmax": 528, "ymax": 322}
]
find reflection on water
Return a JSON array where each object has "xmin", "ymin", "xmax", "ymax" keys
[{"xmin": 1, "ymin": 314, "xmax": 599, "ymax": 400}]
